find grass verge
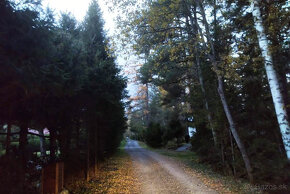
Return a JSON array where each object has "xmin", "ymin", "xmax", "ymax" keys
[{"xmin": 118, "ymin": 139, "xmax": 127, "ymax": 150}]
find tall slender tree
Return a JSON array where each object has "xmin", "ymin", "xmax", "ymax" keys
[{"xmin": 250, "ymin": 0, "xmax": 290, "ymax": 159}]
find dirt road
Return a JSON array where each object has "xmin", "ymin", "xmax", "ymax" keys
[{"xmin": 125, "ymin": 139, "xmax": 217, "ymax": 194}]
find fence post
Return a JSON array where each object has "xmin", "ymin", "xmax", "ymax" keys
[{"xmin": 41, "ymin": 162, "xmax": 64, "ymax": 194}]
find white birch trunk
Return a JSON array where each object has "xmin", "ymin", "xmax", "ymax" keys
[{"xmin": 251, "ymin": 0, "xmax": 290, "ymax": 159}]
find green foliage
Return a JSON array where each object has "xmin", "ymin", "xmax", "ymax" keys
[
  {"xmin": 190, "ymin": 122, "xmax": 217, "ymax": 163},
  {"xmin": 0, "ymin": 0, "xmax": 127, "ymax": 192},
  {"xmin": 144, "ymin": 122, "xmax": 163, "ymax": 148},
  {"xmin": 162, "ymin": 119, "xmax": 185, "ymax": 145}
]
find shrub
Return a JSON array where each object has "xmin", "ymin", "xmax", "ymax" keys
[
  {"xmin": 144, "ymin": 122, "xmax": 163, "ymax": 148},
  {"xmin": 162, "ymin": 119, "xmax": 185, "ymax": 145}
]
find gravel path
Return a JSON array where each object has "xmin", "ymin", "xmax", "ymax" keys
[
  {"xmin": 125, "ymin": 140, "xmax": 217, "ymax": 194},
  {"xmin": 176, "ymin": 143, "xmax": 192, "ymax": 152}
]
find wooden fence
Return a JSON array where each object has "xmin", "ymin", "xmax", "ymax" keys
[{"xmin": 41, "ymin": 162, "xmax": 64, "ymax": 194}]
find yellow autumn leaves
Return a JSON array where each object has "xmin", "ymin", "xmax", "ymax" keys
[{"xmin": 67, "ymin": 151, "xmax": 141, "ymax": 193}]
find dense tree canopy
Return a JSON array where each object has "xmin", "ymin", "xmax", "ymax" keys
[{"xmin": 0, "ymin": 0, "xmax": 126, "ymax": 193}]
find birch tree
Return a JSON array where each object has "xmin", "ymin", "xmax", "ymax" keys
[{"xmin": 250, "ymin": 0, "xmax": 290, "ymax": 159}]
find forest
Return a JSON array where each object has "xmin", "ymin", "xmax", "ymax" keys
[
  {"xmin": 0, "ymin": 0, "xmax": 289, "ymax": 193},
  {"xmin": 116, "ymin": 0, "xmax": 290, "ymax": 185}
]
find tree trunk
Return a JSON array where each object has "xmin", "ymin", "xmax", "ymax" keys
[
  {"xmin": 92, "ymin": 126, "xmax": 96, "ymax": 178},
  {"xmin": 19, "ymin": 123, "xmax": 28, "ymax": 159},
  {"xmin": 65, "ymin": 131, "xmax": 71, "ymax": 158},
  {"xmin": 216, "ymin": 78, "xmax": 253, "ymax": 182},
  {"xmin": 197, "ymin": 0, "xmax": 254, "ymax": 182},
  {"xmin": 49, "ymin": 129, "xmax": 57, "ymax": 161},
  {"xmin": 229, "ymin": 127, "xmax": 236, "ymax": 176},
  {"xmin": 5, "ymin": 123, "xmax": 11, "ymax": 155},
  {"xmin": 251, "ymin": 0, "xmax": 290, "ymax": 159},
  {"xmin": 182, "ymin": 3, "xmax": 218, "ymax": 146},
  {"xmin": 19, "ymin": 123, "xmax": 28, "ymax": 190},
  {"xmin": 86, "ymin": 127, "xmax": 90, "ymax": 181},
  {"xmin": 39, "ymin": 128, "xmax": 46, "ymax": 157},
  {"xmin": 59, "ymin": 125, "xmax": 71, "ymax": 160},
  {"xmin": 196, "ymin": 55, "xmax": 218, "ymax": 146},
  {"xmin": 221, "ymin": 140, "xmax": 225, "ymax": 164},
  {"xmin": 75, "ymin": 120, "xmax": 81, "ymax": 155},
  {"xmin": 145, "ymin": 83, "xmax": 149, "ymax": 124},
  {"xmin": 144, "ymin": 52, "xmax": 150, "ymax": 126},
  {"xmin": 94, "ymin": 129, "xmax": 97, "ymax": 177}
]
